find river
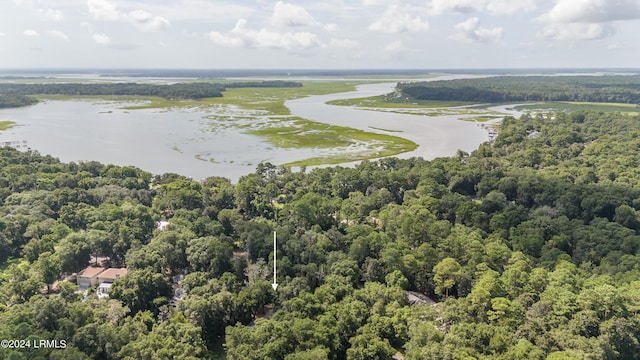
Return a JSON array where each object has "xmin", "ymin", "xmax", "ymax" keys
[
  {"xmin": 286, "ymin": 80, "xmax": 488, "ymax": 163},
  {"xmin": 0, "ymin": 76, "xmax": 491, "ymax": 181}
]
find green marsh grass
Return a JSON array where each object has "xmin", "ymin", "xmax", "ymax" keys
[
  {"xmin": 459, "ymin": 115, "xmax": 503, "ymax": 122},
  {"xmin": 0, "ymin": 120, "xmax": 16, "ymax": 130},
  {"xmin": 123, "ymin": 81, "xmax": 362, "ymax": 114},
  {"xmin": 248, "ymin": 118, "xmax": 418, "ymax": 166},
  {"xmin": 368, "ymin": 126, "xmax": 403, "ymax": 133},
  {"xmin": 370, "ymin": 107, "xmax": 503, "ymax": 118},
  {"xmin": 327, "ymin": 95, "xmax": 473, "ymax": 108},
  {"xmin": 31, "ymin": 81, "xmax": 421, "ymax": 166},
  {"xmin": 514, "ymin": 102, "xmax": 640, "ymax": 113}
]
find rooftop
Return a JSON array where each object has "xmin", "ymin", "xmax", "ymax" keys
[
  {"xmin": 98, "ymin": 268, "xmax": 128, "ymax": 281},
  {"xmin": 406, "ymin": 291, "xmax": 437, "ymax": 306},
  {"xmin": 77, "ymin": 266, "xmax": 106, "ymax": 278}
]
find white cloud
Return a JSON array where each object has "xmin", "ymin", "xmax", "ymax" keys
[
  {"xmin": 92, "ymin": 33, "xmax": 111, "ymax": 45},
  {"xmin": 369, "ymin": 5, "xmax": 430, "ymax": 33},
  {"xmin": 209, "ymin": 23, "xmax": 245, "ymax": 47},
  {"xmin": 538, "ymin": 23, "xmax": 615, "ymax": 40},
  {"xmin": 132, "ymin": 1, "xmax": 255, "ymax": 22},
  {"xmin": 452, "ymin": 17, "xmax": 504, "ymax": 43},
  {"xmin": 207, "ymin": 2, "xmax": 325, "ymax": 50},
  {"xmin": 209, "ymin": 18, "xmax": 321, "ymax": 50},
  {"xmin": 80, "ymin": 22, "xmax": 93, "ymax": 31},
  {"xmin": 43, "ymin": 8, "xmax": 64, "ymax": 22},
  {"xmin": 430, "ymin": 0, "xmax": 483, "ymax": 14},
  {"xmin": 46, "ymin": 30, "xmax": 70, "ymax": 41},
  {"xmin": 430, "ymin": 0, "xmax": 538, "ymax": 15},
  {"xmin": 607, "ymin": 41, "xmax": 634, "ymax": 50},
  {"xmin": 485, "ymin": 0, "xmax": 538, "ymax": 15},
  {"xmin": 329, "ymin": 37, "xmax": 359, "ymax": 49},
  {"xmin": 384, "ymin": 40, "xmax": 405, "ymax": 51},
  {"xmin": 127, "ymin": 10, "xmax": 171, "ymax": 32},
  {"xmin": 362, "ymin": 0, "xmax": 385, "ymax": 5},
  {"xmin": 23, "ymin": 29, "xmax": 39, "ymax": 36},
  {"xmin": 540, "ymin": 0, "xmax": 640, "ymax": 23},
  {"xmin": 208, "ymin": 33, "xmax": 244, "ymax": 48},
  {"xmin": 536, "ymin": 0, "xmax": 639, "ymax": 41},
  {"xmin": 87, "ymin": 0, "xmax": 119, "ymax": 21},
  {"xmin": 270, "ymin": 1, "xmax": 319, "ymax": 27},
  {"xmin": 86, "ymin": 1, "xmax": 170, "ymax": 32},
  {"xmin": 324, "ymin": 23, "xmax": 338, "ymax": 31}
]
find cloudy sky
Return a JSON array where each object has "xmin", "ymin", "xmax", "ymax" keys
[{"xmin": 1, "ymin": 0, "xmax": 639, "ymax": 69}]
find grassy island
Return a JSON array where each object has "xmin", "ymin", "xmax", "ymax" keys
[{"xmin": 0, "ymin": 120, "xmax": 16, "ymax": 130}]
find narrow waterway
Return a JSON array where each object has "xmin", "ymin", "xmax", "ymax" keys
[
  {"xmin": 286, "ymin": 79, "xmax": 489, "ymax": 162},
  {"xmin": 0, "ymin": 75, "xmax": 492, "ymax": 180}
]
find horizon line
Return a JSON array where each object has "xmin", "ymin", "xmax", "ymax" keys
[{"xmin": 1, "ymin": 67, "xmax": 639, "ymax": 71}]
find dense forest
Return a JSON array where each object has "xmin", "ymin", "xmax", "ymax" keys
[
  {"xmin": 2, "ymin": 110, "xmax": 640, "ymax": 359},
  {"xmin": 0, "ymin": 94, "xmax": 38, "ymax": 109},
  {"xmin": 395, "ymin": 75, "xmax": 640, "ymax": 104},
  {"xmin": 0, "ymin": 81, "xmax": 302, "ymax": 104}
]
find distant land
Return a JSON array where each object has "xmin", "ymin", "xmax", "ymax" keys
[
  {"xmin": 1, "ymin": 68, "xmax": 640, "ymax": 78},
  {"xmin": 2, "ymin": 68, "xmax": 640, "ymax": 180}
]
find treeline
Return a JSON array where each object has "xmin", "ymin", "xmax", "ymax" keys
[
  {"xmin": 395, "ymin": 75, "xmax": 640, "ymax": 104},
  {"xmin": 0, "ymin": 94, "xmax": 38, "ymax": 108},
  {"xmin": 0, "ymin": 80, "xmax": 302, "ymax": 101},
  {"xmin": 3, "ymin": 110, "xmax": 640, "ymax": 358},
  {"xmin": 226, "ymin": 80, "xmax": 302, "ymax": 89}
]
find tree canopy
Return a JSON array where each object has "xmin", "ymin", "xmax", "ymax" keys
[
  {"xmin": 3, "ymin": 109, "xmax": 640, "ymax": 358},
  {"xmin": 395, "ymin": 75, "xmax": 640, "ymax": 104},
  {"xmin": 0, "ymin": 80, "xmax": 302, "ymax": 106},
  {"xmin": 0, "ymin": 94, "xmax": 38, "ymax": 108}
]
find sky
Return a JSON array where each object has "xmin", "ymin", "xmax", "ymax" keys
[{"xmin": 1, "ymin": 0, "xmax": 639, "ymax": 69}]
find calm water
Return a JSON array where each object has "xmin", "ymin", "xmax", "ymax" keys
[
  {"xmin": 0, "ymin": 100, "xmax": 320, "ymax": 180},
  {"xmin": 287, "ymin": 81, "xmax": 488, "ymax": 161},
  {"xmin": 0, "ymin": 78, "xmax": 489, "ymax": 180}
]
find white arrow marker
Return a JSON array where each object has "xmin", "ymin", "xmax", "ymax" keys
[{"xmin": 272, "ymin": 231, "xmax": 278, "ymax": 291}]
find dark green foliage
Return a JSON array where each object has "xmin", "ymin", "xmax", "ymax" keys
[
  {"xmin": 0, "ymin": 80, "xmax": 302, "ymax": 101},
  {"xmin": 396, "ymin": 75, "xmax": 640, "ymax": 104},
  {"xmin": 108, "ymin": 269, "xmax": 172, "ymax": 315},
  {"xmin": 4, "ymin": 110, "xmax": 640, "ymax": 358},
  {"xmin": 0, "ymin": 82, "xmax": 224, "ymax": 99},
  {"xmin": 0, "ymin": 94, "xmax": 38, "ymax": 108}
]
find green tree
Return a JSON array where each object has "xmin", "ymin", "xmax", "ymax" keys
[
  {"xmin": 346, "ymin": 327, "xmax": 395, "ymax": 360},
  {"xmin": 287, "ymin": 193, "xmax": 339, "ymax": 230},
  {"xmin": 5, "ymin": 261, "xmax": 43, "ymax": 303},
  {"xmin": 34, "ymin": 251, "xmax": 61, "ymax": 293},
  {"xmin": 109, "ymin": 269, "xmax": 172, "ymax": 315},
  {"xmin": 186, "ymin": 236, "xmax": 233, "ymax": 277},
  {"xmin": 385, "ymin": 270, "xmax": 409, "ymax": 290},
  {"xmin": 56, "ymin": 232, "xmax": 92, "ymax": 273},
  {"xmin": 433, "ymin": 257, "xmax": 462, "ymax": 298},
  {"xmin": 117, "ymin": 313, "xmax": 206, "ymax": 360}
]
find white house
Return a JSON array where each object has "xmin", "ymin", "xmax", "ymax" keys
[
  {"xmin": 76, "ymin": 266, "xmax": 106, "ymax": 289},
  {"xmin": 97, "ymin": 282, "xmax": 113, "ymax": 299},
  {"xmin": 95, "ymin": 268, "xmax": 128, "ymax": 299},
  {"xmin": 97, "ymin": 268, "xmax": 128, "ymax": 285}
]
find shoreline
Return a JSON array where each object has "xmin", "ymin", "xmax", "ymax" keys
[{"xmin": 0, "ymin": 75, "xmax": 505, "ymax": 181}]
